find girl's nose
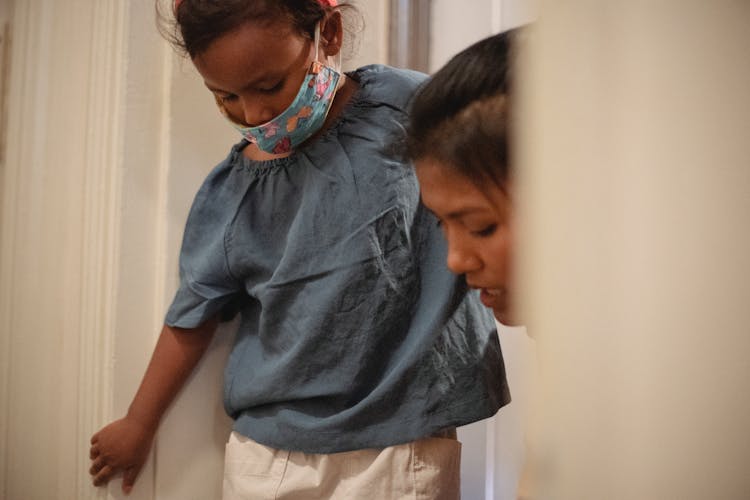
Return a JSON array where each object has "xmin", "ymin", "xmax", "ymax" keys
[
  {"xmin": 241, "ymin": 98, "xmax": 275, "ymax": 127},
  {"xmin": 446, "ymin": 238, "xmax": 482, "ymax": 276}
]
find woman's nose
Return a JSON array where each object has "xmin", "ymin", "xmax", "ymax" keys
[{"xmin": 446, "ymin": 237, "xmax": 482, "ymax": 276}]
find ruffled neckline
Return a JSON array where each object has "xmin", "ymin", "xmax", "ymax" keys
[{"xmin": 228, "ymin": 65, "xmax": 381, "ymax": 172}]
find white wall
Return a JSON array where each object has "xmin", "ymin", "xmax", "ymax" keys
[
  {"xmin": 430, "ymin": 0, "xmax": 535, "ymax": 72},
  {"xmin": 347, "ymin": 0, "xmax": 389, "ymax": 69}
]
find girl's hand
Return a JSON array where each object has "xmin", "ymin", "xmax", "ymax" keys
[
  {"xmin": 88, "ymin": 321, "xmax": 217, "ymax": 494},
  {"xmin": 89, "ymin": 416, "xmax": 156, "ymax": 494}
]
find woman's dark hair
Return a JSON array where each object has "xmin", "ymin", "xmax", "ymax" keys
[
  {"xmin": 407, "ymin": 28, "xmax": 521, "ymax": 188},
  {"xmin": 157, "ymin": 0, "xmax": 350, "ymax": 58}
]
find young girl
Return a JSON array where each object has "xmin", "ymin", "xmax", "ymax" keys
[
  {"xmin": 406, "ymin": 30, "xmax": 518, "ymax": 326},
  {"xmin": 89, "ymin": 1, "xmax": 509, "ymax": 498}
]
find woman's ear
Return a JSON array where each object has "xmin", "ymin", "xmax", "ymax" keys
[{"xmin": 320, "ymin": 11, "xmax": 343, "ymax": 58}]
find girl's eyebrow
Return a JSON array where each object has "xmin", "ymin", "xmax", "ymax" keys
[
  {"xmin": 205, "ymin": 83, "xmax": 226, "ymax": 93},
  {"xmin": 205, "ymin": 73, "xmax": 282, "ymax": 94}
]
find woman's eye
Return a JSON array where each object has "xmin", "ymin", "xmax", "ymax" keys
[{"xmin": 472, "ymin": 224, "xmax": 497, "ymax": 238}]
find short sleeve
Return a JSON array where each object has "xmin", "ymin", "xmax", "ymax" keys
[{"xmin": 165, "ymin": 162, "xmax": 244, "ymax": 328}]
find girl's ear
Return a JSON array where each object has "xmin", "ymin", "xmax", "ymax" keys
[{"xmin": 320, "ymin": 11, "xmax": 343, "ymax": 58}]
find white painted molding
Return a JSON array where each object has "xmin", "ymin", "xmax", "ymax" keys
[
  {"xmin": 76, "ymin": 0, "xmax": 127, "ymax": 498},
  {"xmin": 0, "ymin": 0, "xmax": 130, "ymax": 498},
  {"xmin": 0, "ymin": 0, "xmax": 50, "ymax": 496}
]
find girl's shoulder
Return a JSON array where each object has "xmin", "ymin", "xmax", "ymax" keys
[{"xmin": 348, "ymin": 64, "xmax": 429, "ymax": 114}]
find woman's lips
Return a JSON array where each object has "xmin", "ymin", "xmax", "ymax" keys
[{"xmin": 479, "ymin": 288, "xmax": 503, "ymax": 309}]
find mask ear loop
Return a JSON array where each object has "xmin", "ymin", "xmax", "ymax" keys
[
  {"xmin": 314, "ymin": 21, "xmax": 345, "ymax": 91},
  {"xmin": 314, "ymin": 21, "xmax": 321, "ymax": 61}
]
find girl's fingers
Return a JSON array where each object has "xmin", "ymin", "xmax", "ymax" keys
[
  {"xmin": 92, "ymin": 464, "xmax": 116, "ymax": 487},
  {"xmin": 89, "ymin": 456, "xmax": 106, "ymax": 476},
  {"xmin": 89, "ymin": 443, "xmax": 100, "ymax": 460}
]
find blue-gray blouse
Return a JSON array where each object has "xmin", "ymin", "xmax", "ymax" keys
[{"xmin": 165, "ymin": 65, "xmax": 510, "ymax": 453}]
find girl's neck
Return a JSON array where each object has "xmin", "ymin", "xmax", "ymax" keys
[{"xmin": 242, "ymin": 74, "xmax": 359, "ymax": 162}]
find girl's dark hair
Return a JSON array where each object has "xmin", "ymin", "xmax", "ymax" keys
[
  {"xmin": 407, "ymin": 28, "xmax": 522, "ymax": 188},
  {"xmin": 157, "ymin": 0, "xmax": 347, "ymax": 58}
]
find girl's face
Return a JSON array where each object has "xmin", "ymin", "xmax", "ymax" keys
[
  {"xmin": 416, "ymin": 158, "xmax": 515, "ymax": 325},
  {"xmin": 192, "ymin": 18, "xmax": 320, "ymax": 128}
]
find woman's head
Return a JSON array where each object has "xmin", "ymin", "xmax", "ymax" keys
[
  {"xmin": 407, "ymin": 30, "xmax": 514, "ymax": 189},
  {"xmin": 407, "ymin": 30, "xmax": 519, "ymax": 324}
]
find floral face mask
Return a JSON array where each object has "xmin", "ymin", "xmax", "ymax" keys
[{"xmin": 214, "ymin": 23, "xmax": 342, "ymax": 155}]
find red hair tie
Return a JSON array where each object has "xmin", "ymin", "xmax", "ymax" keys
[{"xmin": 174, "ymin": 0, "xmax": 336, "ymax": 12}]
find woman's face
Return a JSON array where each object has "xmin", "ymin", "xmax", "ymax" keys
[
  {"xmin": 192, "ymin": 18, "xmax": 316, "ymax": 127},
  {"xmin": 416, "ymin": 158, "xmax": 515, "ymax": 325}
]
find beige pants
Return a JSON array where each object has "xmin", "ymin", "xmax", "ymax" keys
[{"xmin": 222, "ymin": 430, "xmax": 461, "ymax": 500}]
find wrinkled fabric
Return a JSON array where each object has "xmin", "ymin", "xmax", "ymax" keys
[{"xmin": 166, "ymin": 65, "xmax": 510, "ymax": 454}]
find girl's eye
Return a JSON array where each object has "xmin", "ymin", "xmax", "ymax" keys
[
  {"xmin": 472, "ymin": 224, "xmax": 497, "ymax": 238},
  {"xmin": 219, "ymin": 94, "xmax": 238, "ymax": 103},
  {"xmin": 258, "ymin": 80, "xmax": 284, "ymax": 94}
]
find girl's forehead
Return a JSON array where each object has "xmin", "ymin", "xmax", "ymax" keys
[
  {"xmin": 214, "ymin": 18, "xmax": 302, "ymax": 54},
  {"xmin": 193, "ymin": 19, "xmax": 310, "ymax": 87}
]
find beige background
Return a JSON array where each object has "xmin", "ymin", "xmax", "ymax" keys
[{"xmin": 518, "ymin": 1, "xmax": 750, "ymax": 498}]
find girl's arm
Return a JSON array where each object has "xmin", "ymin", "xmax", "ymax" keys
[{"xmin": 89, "ymin": 319, "xmax": 218, "ymax": 494}]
